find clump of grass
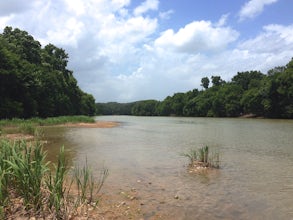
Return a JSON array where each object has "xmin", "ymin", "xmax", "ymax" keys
[
  {"xmin": 72, "ymin": 159, "xmax": 108, "ymax": 206},
  {"xmin": 181, "ymin": 145, "xmax": 220, "ymax": 169},
  {"xmin": 0, "ymin": 139, "xmax": 107, "ymax": 219},
  {"xmin": 19, "ymin": 122, "xmax": 36, "ymax": 135},
  {"xmin": 45, "ymin": 146, "xmax": 68, "ymax": 218},
  {"xmin": 5, "ymin": 141, "xmax": 48, "ymax": 210}
]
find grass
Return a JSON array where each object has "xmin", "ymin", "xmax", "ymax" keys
[
  {"xmin": 182, "ymin": 145, "xmax": 220, "ymax": 169},
  {"xmin": 0, "ymin": 115, "xmax": 95, "ymax": 127},
  {"xmin": 0, "ymin": 139, "xmax": 107, "ymax": 219},
  {"xmin": 72, "ymin": 159, "xmax": 109, "ymax": 206},
  {"xmin": 0, "ymin": 115, "xmax": 95, "ymax": 139}
]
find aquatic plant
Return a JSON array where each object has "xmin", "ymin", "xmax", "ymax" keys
[{"xmin": 182, "ymin": 146, "xmax": 220, "ymax": 169}]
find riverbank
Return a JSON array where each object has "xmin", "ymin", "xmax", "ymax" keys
[
  {"xmin": 0, "ymin": 117, "xmax": 148, "ymax": 219},
  {"xmin": 60, "ymin": 121, "xmax": 119, "ymax": 128},
  {"xmin": 0, "ymin": 115, "xmax": 119, "ymax": 138},
  {"xmin": 0, "ymin": 137, "xmax": 145, "ymax": 219}
]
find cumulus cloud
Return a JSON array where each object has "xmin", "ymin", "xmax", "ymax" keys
[
  {"xmin": 133, "ymin": 0, "xmax": 159, "ymax": 16},
  {"xmin": 239, "ymin": 24, "xmax": 293, "ymax": 53},
  {"xmin": 154, "ymin": 20, "xmax": 239, "ymax": 54},
  {"xmin": 0, "ymin": 0, "xmax": 292, "ymax": 102},
  {"xmin": 239, "ymin": 0, "xmax": 278, "ymax": 21}
]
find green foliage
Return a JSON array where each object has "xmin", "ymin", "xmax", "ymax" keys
[
  {"xmin": 0, "ymin": 26, "xmax": 96, "ymax": 119},
  {"xmin": 18, "ymin": 122, "xmax": 36, "ymax": 135},
  {"xmin": 201, "ymin": 77, "xmax": 210, "ymax": 89},
  {"xmin": 211, "ymin": 75, "xmax": 225, "ymax": 87},
  {"xmin": 0, "ymin": 115, "xmax": 95, "ymax": 128},
  {"xmin": 131, "ymin": 100, "xmax": 159, "ymax": 116},
  {"xmin": 45, "ymin": 146, "xmax": 69, "ymax": 218},
  {"xmin": 0, "ymin": 140, "xmax": 107, "ymax": 218},
  {"xmin": 3, "ymin": 141, "xmax": 48, "ymax": 210},
  {"xmin": 96, "ymin": 102, "xmax": 135, "ymax": 115},
  {"xmin": 97, "ymin": 58, "xmax": 293, "ymax": 119}
]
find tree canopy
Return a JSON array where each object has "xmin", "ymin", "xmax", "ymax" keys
[
  {"xmin": 98, "ymin": 59, "xmax": 293, "ymax": 119},
  {"xmin": 0, "ymin": 27, "xmax": 96, "ymax": 119}
]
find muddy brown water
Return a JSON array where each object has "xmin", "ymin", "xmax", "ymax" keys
[{"xmin": 43, "ymin": 116, "xmax": 293, "ymax": 219}]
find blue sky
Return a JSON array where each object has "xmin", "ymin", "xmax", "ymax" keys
[{"xmin": 1, "ymin": 0, "xmax": 293, "ymax": 102}]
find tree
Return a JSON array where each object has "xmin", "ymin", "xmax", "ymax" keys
[
  {"xmin": 3, "ymin": 26, "xmax": 41, "ymax": 64},
  {"xmin": 231, "ymin": 71, "xmax": 264, "ymax": 90},
  {"xmin": 0, "ymin": 26, "xmax": 97, "ymax": 119},
  {"xmin": 201, "ymin": 77, "xmax": 209, "ymax": 90},
  {"xmin": 131, "ymin": 100, "xmax": 159, "ymax": 116},
  {"xmin": 211, "ymin": 75, "xmax": 225, "ymax": 87}
]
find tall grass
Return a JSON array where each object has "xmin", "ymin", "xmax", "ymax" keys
[
  {"xmin": 0, "ymin": 139, "xmax": 107, "ymax": 218},
  {"xmin": 5, "ymin": 141, "xmax": 49, "ymax": 210},
  {"xmin": 182, "ymin": 145, "xmax": 220, "ymax": 169},
  {"xmin": 0, "ymin": 116, "xmax": 95, "ymax": 136},
  {"xmin": 72, "ymin": 159, "xmax": 109, "ymax": 206},
  {"xmin": 45, "ymin": 146, "xmax": 67, "ymax": 218},
  {"xmin": 0, "ymin": 116, "xmax": 95, "ymax": 127}
]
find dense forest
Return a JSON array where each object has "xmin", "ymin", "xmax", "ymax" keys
[
  {"xmin": 1, "ymin": 27, "xmax": 292, "ymax": 120},
  {"xmin": 97, "ymin": 59, "xmax": 293, "ymax": 119},
  {"xmin": 0, "ymin": 27, "xmax": 96, "ymax": 119}
]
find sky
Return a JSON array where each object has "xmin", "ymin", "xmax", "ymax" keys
[{"xmin": 0, "ymin": 0, "xmax": 293, "ymax": 102}]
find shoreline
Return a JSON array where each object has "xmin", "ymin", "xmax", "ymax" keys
[
  {"xmin": 61, "ymin": 121, "xmax": 120, "ymax": 128},
  {"xmin": 0, "ymin": 121, "xmax": 120, "ymax": 141}
]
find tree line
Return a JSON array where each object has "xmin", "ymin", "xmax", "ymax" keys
[
  {"xmin": 0, "ymin": 27, "xmax": 96, "ymax": 119},
  {"xmin": 97, "ymin": 59, "xmax": 293, "ymax": 119}
]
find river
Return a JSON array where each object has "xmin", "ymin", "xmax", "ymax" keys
[{"xmin": 44, "ymin": 116, "xmax": 293, "ymax": 219}]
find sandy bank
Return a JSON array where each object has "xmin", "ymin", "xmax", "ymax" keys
[{"xmin": 61, "ymin": 121, "xmax": 120, "ymax": 128}]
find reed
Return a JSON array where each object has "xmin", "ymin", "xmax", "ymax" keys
[
  {"xmin": 72, "ymin": 159, "xmax": 108, "ymax": 205},
  {"xmin": 182, "ymin": 145, "xmax": 220, "ymax": 169},
  {"xmin": 5, "ymin": 141, "xmax": 48, "ymax": 210},
  {"xmin": 0, "ymin": 139, "xmax": 107, "ymax": 218},
  {"xmin": 45, "ymin": 146, "xmax": 68, "ymax": 218}
]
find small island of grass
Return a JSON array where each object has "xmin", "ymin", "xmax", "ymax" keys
[{"xmin": 182, "ymin": 146, "xmax": 220, "ymax": 173}]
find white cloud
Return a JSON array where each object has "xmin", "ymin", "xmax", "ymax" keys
[
  {"xmin": 0, "ymin": 1, "xmax": 292, "ymax": 102},
  {"xmin": 46, "ymin": 17, "xmax": 84, "ymax": 47},
  {"xmin": 159, "ymin": 10, "xmax": 173, "ymax": 20},
  {"xmin": 216, "ymin": 14, "xmax": 229, "ymax": 27},
  {"xmin": 239, "ymin": 0, "xmax": 278, "ymax": 21},
  {"xmin": 63, "ymin": 0, "xmax": 86, "ymax": 16},
  {"xmin": 239, "ymin": 24, "xmax": 293, "ymax": 53},
  {"xmin": 154, "ymin": 20, "xmax": 239, "ymax": 53},
  {"xmin": 134, "ymin": 0, "xmax": 159, "ymax": 16}
]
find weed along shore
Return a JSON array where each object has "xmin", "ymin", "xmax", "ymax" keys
[
  {"xmin": 0, "ymin": 140, "xmax": 110, "ymax": 219},
  {"xmin": 0, "ymin": 116, "xmax": 135, "ymax": 219},
  {"xmin": 0, "ymin": 116, "xmax": 119, "ymax": 140},
  {"xmin": 0, "ymin": 116, "xmax": 221, "ymax": 219}
]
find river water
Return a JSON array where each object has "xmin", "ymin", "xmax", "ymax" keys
[{"xmin": 44, "ymin": 116, "xmax": 293, "ymax": 219}]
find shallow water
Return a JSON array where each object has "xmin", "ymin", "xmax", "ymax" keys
[{"xmin": 44, "ymin": 116, "xmax": 293, "ymax": 219}]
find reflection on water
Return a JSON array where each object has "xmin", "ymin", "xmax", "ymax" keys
[{"xmin": 44, "ymin": 116, "xmax": 293, "ymax": 219}]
